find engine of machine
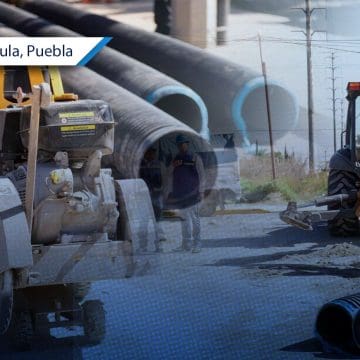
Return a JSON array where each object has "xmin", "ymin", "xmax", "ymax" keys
[{"xmin": 1, "ymin": 99, "xmax": 119, "ymax": 244}]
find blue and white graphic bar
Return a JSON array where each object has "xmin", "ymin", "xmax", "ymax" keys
[{"xmin": 0, "ymin": 37, "xmax": 112, "ymax": 66}]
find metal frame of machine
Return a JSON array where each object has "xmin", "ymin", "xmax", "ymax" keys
[{"xmin": 0, "ymin": 66, "xmax": 157, "ymax": 350}]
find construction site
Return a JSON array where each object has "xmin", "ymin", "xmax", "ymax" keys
[{"xmin": 0, "ymin": 0, "xmax": 360, "ymax": 359}]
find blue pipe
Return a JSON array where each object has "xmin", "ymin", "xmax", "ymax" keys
[
  {"xmin": 146, "ymin": 85, "xmax": 209, "ymax": 140},
  {"xmin": 232, "ymin": 76, "xmax": 299, "ymax": 146}
]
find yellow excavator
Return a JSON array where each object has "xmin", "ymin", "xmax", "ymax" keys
[{"xmin": 281, "ymin": 82, "xmax": 360, "ymax": 235}]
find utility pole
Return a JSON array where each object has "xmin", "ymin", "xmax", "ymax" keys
[
  {"xmin": 329, "ymin": 52, "xmax": 337, "ymax": 153},
  {"xmin": 305, "ymin": 0, "xmax": 315, "ymax": 172},
  {"xmin": 293, "ymin": 0, "xmax": 325, "ymax": 173},
  {"xmin": 258, "ymin": 33, "xmax": 276, "ymax": 180}
]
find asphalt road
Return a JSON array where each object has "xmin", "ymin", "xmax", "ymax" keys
[{"xmin": 2, "ymin": 212, "xmax": 360, "ymax": 359}]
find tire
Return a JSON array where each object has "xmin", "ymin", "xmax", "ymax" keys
[
  {"xmin": 327, "ymin": 169, "xmax": 359, "ymax": 236},
  {"xmin": 82, "ymin": 300, "xmax": 106, "ymax": 344},
  {"xmin": 68, "ymin": 283, "xmax": 91, "ymax": 302},
  {"xmin": 0, "ymin": 271, "xmax": 13, "ymax": 335},
  {"xmin": 9, "ymin": 311, "xmax": 34, "ymax": 351}
]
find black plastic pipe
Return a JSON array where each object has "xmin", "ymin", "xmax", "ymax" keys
[
  {"xmin": 0, "ymin": 2, "xmax": 209, "ymax": 138},
  {"xmin": 0, "ymin": 23, "xmax": 21, "ymax": 36},
  {"xmin": 0, "ymin": 24, "xmax": 216, "ymax": 207},
  {"xmin": 60, "ymin": 66, "xmax": 217, "ymax": 206},
  {"xmin": 315, "ymin": 293, "xmax": 360, "ymax": 354},
  {"xmin": 18, "ymin": 0, "xmax": 299, "ymax": 144}
]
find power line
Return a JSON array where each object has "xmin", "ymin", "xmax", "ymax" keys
[{"xmin": 216, "ymin": 37, "xmax": 360, "ymax": 54}]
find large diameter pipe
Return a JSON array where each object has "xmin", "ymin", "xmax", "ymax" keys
[
  {"xmin": 0, "ymin": 24, "xmax": 216, "ymax": 207},
  {"xmin": 19, "ymin": 0, "xmax": 299, "ymax": 144},
  {"xmin": 315, "ymin": 293, "xmax": 360, "ymax": 353},
  {"xmin": 0, "ymin": 2, "xmax": 209, "ymax": 139},
  {"xmin": 60, "ymin": 67, "xmax": 217, "ymax": 208},
  {"xmin": 0, "ymin": 23, "xmax": 21, "ymax": 36}
]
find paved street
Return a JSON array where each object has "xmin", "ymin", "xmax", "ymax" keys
[{"xmin": 2, "ymin": 212, "xmax": 360, "ymax": 359}]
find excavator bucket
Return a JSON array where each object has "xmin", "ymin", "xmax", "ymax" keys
[{"xmin": 279, "ymin": 202, "xmax": 313, "ymax": 231}]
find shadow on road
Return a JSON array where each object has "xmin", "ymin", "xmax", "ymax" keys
[
  {"xmin": 0, "ymin": 334, "xmax": 88, "ymax": 359},
  {"xmin": 203, "ymin": 223, "xmax": 336, "ymax": 250},
  {"xmin": 208, "ymin": 247, "xmax": 317, "ymax": 266},
  {"xmin": 257, "ymin": 263, "xmax": 360, "ymax": 279},
  {"xmin": 281, "ymin": 337, "xmax": 360, "ymax": 359},
  {"xmin": 206, "ymin": 224, "xmax": 360, "ymax": 279}
]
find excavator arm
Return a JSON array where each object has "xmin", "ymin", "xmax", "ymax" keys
[{"xmin": 279, "ymin": 191, "xmax": 359, "ymax": 230}]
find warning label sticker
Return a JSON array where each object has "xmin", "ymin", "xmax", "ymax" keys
[
  {"xmin": 59, "ymin": 112, "xmax": 95, "ymax": 119},
  {"xmin": 59, "ymin": 111, "xmax": 96, "ymax": 124},
  {"xmin": 60, "ymin": 124, "xmax": 96, "ymax": 137}
]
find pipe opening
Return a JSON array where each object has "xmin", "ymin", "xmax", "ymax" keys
[
  {"xmin": 59, "ymin": 66, "xmax": 216, "ymax": 209},
  {"xmin": 240, "ymin": 84, "xmax": 298, "ymax": 144},
  {"xmin": 353, "ymin": 311, "xmax": 360, "ymax": 348},
  {"xmin": 134, "ymin": 131, "xmax": 217, "ymax": 209},
  {"xmin": 155, "ymin": 94, "xmax": 203, "ymax": 134},
  {"xmin": 316, "ymin": 304, "xmax": 354, "ymax": 348}
]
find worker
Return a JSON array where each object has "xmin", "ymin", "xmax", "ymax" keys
[
  {"xmin": 154, "ymin": 0, "xmax": 171, "ymax": 35},
  {"xmin": 169, "ymin": 134, "xmax": 205, "ymax": 253},
  {"xmin": 140, "ymin": 146, "xmax": 167, "ymax": 251}
]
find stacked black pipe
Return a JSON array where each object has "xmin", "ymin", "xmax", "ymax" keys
[
  {"xmin": 0, "ymin": 24, "xmax": 217, "ymax": 208},
  {"xmin": 18, "ymin": 0, "xmax": 299, "ymax": 144},
  {"xmin": 0, "ymin": 1, "xmax": 209, "ymax": 138}
]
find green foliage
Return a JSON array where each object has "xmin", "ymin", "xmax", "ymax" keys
[
  {"xmin": 241, "ymin": 179, "xmax": 274, "ymax": 195},
  {"xmin": 241, "ymin": 165, "xmax": 328, "ymax": 202},
  {"xmin": 254, "ymin": 148, "xmax": 268, "ymax": 157},
  {"xmin": 274, "ymin": 151, "xmax": 283, "ymax": 160}
]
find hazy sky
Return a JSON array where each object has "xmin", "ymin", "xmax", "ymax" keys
[{"xmin": 207, "ymin": 0, "xmax": 360, "ymax": 164}]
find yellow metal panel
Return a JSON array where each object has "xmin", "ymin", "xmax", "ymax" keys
[
  {"xmin": 0, "ymin": 67, "xmax": 46, "ymax": 109},
  {"xmin": 0, "ymin": 66, "xmax": 77, "ymax": 109},
  {"xmin": 0, "ymin": 66, "xmax": 7, "ymax": 109},
  {"xmin": 28, "ymin": 67, "xmax": 45, "ymax": 89},
  {"xmin": 48, "ymin": 66, "xmax": 64, "ymax": 97},
  {"xmin": 53, "ymin": 93, "xmax": 78, "ymax": 101}
]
